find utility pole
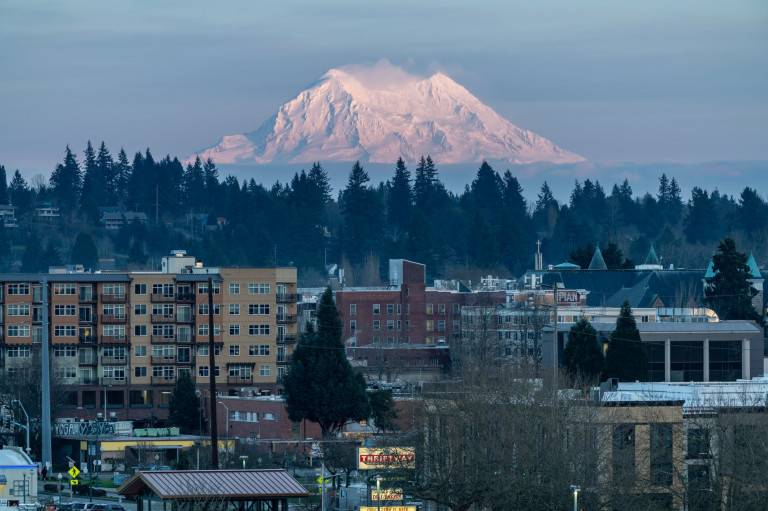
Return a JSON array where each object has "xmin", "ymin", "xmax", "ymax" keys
[
  {"xmin": 41, "ymin": 278, "xmax": 52, "ymax": 468},
  {"xmin": 207, "ymin": 277, "xmax": 219, "ymax": 468},
  {"xmin": 553, "ymin": 281, "xmax": 558, "ymax": 390}
]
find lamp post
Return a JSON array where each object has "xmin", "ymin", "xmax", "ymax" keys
[
  {"xmin": 78, "ymin": 406, "xmax": 96, "ymax": 503},
  {"xmin": 570, "ymin": 485, "xmax": 581, "ymax": 511},
  {"xmin": 375, "ymin": 475, "xmax": 383, "ymax": 511},
  {"xmin": 12, "ymin": 400, "xmax": 30, "ymax": 455},
  {"xmin": 218, "ymin": 401, "xmax": 230, "ymax": 464},
  {"xmin": 57, "ymin": 473, "xmax": 62, "ymax": 504}
]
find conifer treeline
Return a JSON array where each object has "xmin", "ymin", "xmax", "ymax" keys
[{"xmin": 0, "ymin": 143, "xmax": 767, "ymax": 282}]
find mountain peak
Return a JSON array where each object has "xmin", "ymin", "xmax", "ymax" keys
[{"xmin": 193, "ymin": 68, "xmax": 584, "ymax": 165}]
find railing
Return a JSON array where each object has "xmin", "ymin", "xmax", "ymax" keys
[
  {"xmin": 176, "ymin": 334, "xmax": 194, "ymax": 343},
  {"xmin": 78, "ymin": 376, "xmax": 99, "ymax": 385},
  {"xmin": 176, "ymin": 313, "xmax": 195, "ymax": 323},
  {"xmin": 151, "ymin": 314, "xmax": 176, "ymax": 324},
  {"xmin": 100, "ymin": 313, "xmax": 129, "ymax": 323},
  {"xmin": 276, "ymin": 313, "xmax": 297, "ymax": 324},
  {"xmin": 150, "ymin": 294, "xmax": 176, "ymax": 303},
  {"xmin": 227, "ymin": 375, "xmax": 253, "ymax": 384},
  {"xmin": 101, "ymin": 376, "xmax": 129, "ymax": 386},
  {"xmin": 176, "ymin": 356, "xmax": 194, "ymax": 365},
  {"xmin": 276, "ymin": 293, "xmax": 301, "ymax": 303},
  {"xmin": 276, "ymin": 334, "xmax": 298, "ymax": 344},
  {"xmin": 176, "ymin": 292, "xmax": 195, "ymax": 302},
  {"xmin": 150, "ymin": 335, "xmax": 176, "ymax": 344},
  {"xmin": 151, "ymin": 375, "xmax": 176, "ymax": 385},
  {"xmin": 78, "ymin": 354, "xmax": 97, "ymax": 365},
  {"xmin": 101, "ymin": 356, "xmax": 128, "ymax": 365},
  {"xmin": 78, "ymin": 314, "xmax": 96, "ymax": 323},
  {"xmin": 100, "ymin": 335, "xmax": 128, "ymax": 344},
  {"xmin": 78, "ymin": 292, "xmax": 96, "ymax": 303},
  {"xmin": 151, "ymin": 355, "xmax": 176, "ymax": 364},
  {"xmin": 101, "ymin": 294, "xmax": 127, "ymax": 304},
  {"xmin": 79, "ymin": 334, "xmax": 97, "ymax": 344}
]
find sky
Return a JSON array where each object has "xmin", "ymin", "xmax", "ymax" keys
[{"xmin": 1, "ymin": 0, "xmax": 767, "ymax": 179}]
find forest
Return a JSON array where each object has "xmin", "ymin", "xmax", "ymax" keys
[{"xmin": 0, "ymin": 142, "xmax": 767, "ymax": 285}]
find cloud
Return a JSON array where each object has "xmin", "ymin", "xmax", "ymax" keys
[{"xmin": 337, "ymin": 59, "xmax": 426, "ymax": 91}]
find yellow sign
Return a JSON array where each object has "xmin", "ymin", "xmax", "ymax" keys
[
  {"xmin": 68, "ymin": 467, "xmax": 80, "ymax": 478},
  {"xmin": 316, "ymin": 476, "xmax": 332, "ymax": 484},
  {"xmin": 360, "ymin": 507, "xmax": 415, "ymax": 511},
  {"xmin": 372, "ymin": 489, "xmax": 403, "ymax": 501},
  {"xmin": 70, "ymin": 480, "xmax": 79, "ymax": 486},
  {"xmin": 357, "ymin": 447, "xmax": 416, "ymax": 470}
]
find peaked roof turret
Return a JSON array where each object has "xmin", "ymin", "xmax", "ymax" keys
[
  {"xmin": 588, "ymin": 246, "xmax": 608, "ymax": 271},
  {"xmin": 747, "ymin": 253, "xmax": 761, "ymax": 279},
  {"xmin": 705, "ymin": 257, "xmax": 716, "ymax": 279},
  {"xmin": 644, "ymin": 244, "xmax": 660, "ymax": 265}
]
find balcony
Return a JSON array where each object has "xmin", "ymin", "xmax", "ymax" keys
[
  {"xmin": 100, "ymin": 313, "xmax": 129, "ymax": 323},
  {"xmin": 176, "ymin": 355, "xmax": 194, "ymax": 365},
  {"xmin": 79, "ymin": 376, "xmax": 99, "ymax": 385},
  {"xmin": 151, "ymin": 314, "xmax": 176, "ymax": 324},
  {"xmin": 79, "ymin": 334, "xmax": 97, "ymax": 344},
  {"xmin": 151, "ymin": 375, "xmax": 176, "ymax": 385},
  {"xmin": 276, "ymin": 334, "xmax": 298, "ymax": 344},
  {"xmin": 100, "ymin": 335, "xmax": 128, "ymax": 344},
  {"xmin": 227, "ymin": 375, "xmax": 253, "ymax": 385},
  {"xmin": 78, "ymin": 354, "xmax": 97, "ymax": 365},
  {"xmin": 101, "ymin": 294, "xmax": 127, "ymax": 304},
  {"xmin": 276, "ymin": 293, "xmax": 301, "ymax": 303},
  {"xmin": 150, "ymin": 335, "xmax": 176, "ymax": 344},
  {"xmin": 78, "ymin": 314, "xmax": 96, "ymax": 324},
  {"xmin": 176, "ymin": 292, "xmax": 195, "ymax": 303},
  {"xmin": 176, "ymin": 334, "xmax": 195, "ymax": 343},
  {"xmin": 150, "ymin": 294, "xmax": 176, "ymax": 303},
  {"xmin": 276, "ymin": 313, "xmax": 297, "ymax": 324},
  {"xmin": 101, "ymin": 356, "xmax": 128, "ymax": 365},
  {"xmin": 151, "ymin": 355, "xmax": 176, "ymax": 364},
  {"xmin": 176, "ymin": 313, "xmax": 195, "ymax": 324},
  {"xmin": 101, "ymin": 376, "xmax": 129, "ymax": 386},
  {"xmin": 78, "ymin": 292, "xmax": 96, "ymax": 303}
]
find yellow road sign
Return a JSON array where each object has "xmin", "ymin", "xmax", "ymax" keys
[
  {"xmin": 68, "ymin": 467, "xmax": 80, "ymax": 478},
  {"xmin": 70, "ymin": 479, "xmax": 79, "ymax": 486}
]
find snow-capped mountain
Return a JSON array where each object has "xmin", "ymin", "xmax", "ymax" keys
[{"xmin": 193, "ymin": 69, "xmax": 584, "ymax": 165}]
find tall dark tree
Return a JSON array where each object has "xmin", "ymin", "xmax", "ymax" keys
[
  {"xmin": 184, "ymin": 156, "xmax": 206, "ymax": 211},
  {"xmin": 8, "ymin": 170, "xmax": 32, "ymax": 213},
  {"xmin": 81, "ymin": 140, "xmax": 106, "ymax": 206},
  {"xmin": 21, "ymin": 231, "xmax": 44, "ymax": 273},
  {"xmin": 339, "ymin": 161, "xmax": 383, "ymax": 266},
  {"xmin": 114, "ymin": 148, "xmax": 131, "ymax": 204},
  {"xmin": 70, "ymin": 232, "xmax": 99, "ymax": 270},
  {"xmin": 168, "ymin": 371, "xmax": 201, "ymax": 434},
  {"xmin": 387, "ymin": 157, "xmax": 413, "ymax": 235},
  {"xmin": 601, "ymin": 242, "xmax": 632, "ymax": 269},
  {"xmin": 684, "ymin": 187, "xmax": 719, "ymax": 244},
  {"xmin": 283, "ymin": 288, "xmax": 370, "ymax": 438},
  {"xmin": 413, "ymin": 155, "xmax": 438, "ymax": 207},
  {"xmin": 50, "ymin": 145, "xmax": 82, "ymax": 210},
  {"xmin": 563, "ymin": 317, "xmax": 604, "ymax": 381},
  {"xmin": 704, "ymin": 237, "xmax": 762, "ymax": 323},
  {"xmin": 568, "ymin": 243, "xmax": 595, "ymax": 269},
  {"xmin": 96, "ymin": 142, "xmax": 116, "ymax": 205},
  {"xmin": 0, "ymin": 164, "xmax": 8, "ymax": 204},
  {"xmin": 41, "ymin": 239, "xmax": 62, "ymax": 268},
  {"xmin": 203, "ymin": 157, "xmax": 219, "ymax": 209},
  {"xmin": 735, "ymin": 187, "xmax": 768, "ymax": 237},
  {"xmin": 604, "ymin": 301, "xmax": 648, "ymax": 382},
  {"xmin": 533, "ymin": 181, "xmax": 558, "ymax": 233},
  {"xmin": 368, "ymin": 389, "xmax": 400, "ymax": 433}
]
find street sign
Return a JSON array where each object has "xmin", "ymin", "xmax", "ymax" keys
[
  {"xmin": 70, "ymin": 480, "xmax": 79, "ymax": 486},
  {"xmin": 360, "ymin": 507, "xmax": 415, "ymax": 511},
  {"xmin": 68, "ymin": 467, "xmax": 80, "ymax": 478},
  {"xmin": 372, "ymin": 489, "xmax": 403, "ymax": 501}
]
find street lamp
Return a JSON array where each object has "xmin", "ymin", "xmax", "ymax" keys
[
  {"xmin": 218, "ymin": 401, "xmax": 230, "ymax": 463},
  {"xmin": 12, "ymin": 400, "xmax": 30, "ymax": 455},
  {"xmin": 375, "ymin": 475, "xmax": 383, "ymax": 511},
  {"xmin": 57, "ymin": 473, "xmax": 62, "ymax": 504},
  {"xmin": 78, "ymin": 407, "xmax": 96, "ymax": 503},
  {"xmin": 570, "ymin": 485, "xmax": 581, "ymax": 511}
]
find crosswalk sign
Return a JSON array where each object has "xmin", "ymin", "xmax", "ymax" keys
[
  {"xmin": 68, "ymin": 467, "xmax": 80, "ymax": 478},
  {"xmin": 70, "ymin": 480, "xmax": 79, "ymax": 486}
]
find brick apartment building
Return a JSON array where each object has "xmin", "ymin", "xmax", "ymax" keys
[
  {"xmin": 334, "ymin": 259, "xmax": 505, "ymax": 381},
  {"xmin": 0, "ymin": 253, "xmax": 298, "ymax": 426}
]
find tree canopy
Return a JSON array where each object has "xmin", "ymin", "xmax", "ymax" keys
[
  {"xmin": 704, "ymin": 237, "xmax": 762, "ymax": 323},
  {"xmin": 168, "ymin": 371, "xmax": 201, "ymax": 434},
  {"xmin": 562, "ymin": 317, "xmax": 604, "ymax": 381},
  {"xmin": 604, "ymin": 301, "xmax": 648, "ymax": 382}
]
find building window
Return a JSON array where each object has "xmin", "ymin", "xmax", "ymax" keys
[
  {"xmin": 7, "ymin": 346, "xmax": 31, "ymax": 357},
  {"xmin": 452, "ymin": 303, "xmax": 460, "ymax": 315},
  {"xmin": 426, "ymin": 336, "xmax": 433, "ymax": 344},
  {"xmin": 350, "ymin": 304, "xmax": 357, "ymax": 315},
  {"xmin": 54, "ymin": 283, "xmax": 77, "ymax": 295},
  {"xmin": 438, "ymin": 320, "xmax": 446, "ymax": 332},
  {"xmin": 134, "ymin": 324, "xmax": 147, "ymax": 336},
  {"xmin": 426, "ymin": 320, "xmax": 434, "ymax": 331},
  {"xmin": 134, "ymin": 304, "xmax": 147, "ymax": 315},
  {"xmin": 53, "ymin": 304, "xmax": 76, "ymax": 316},
  {"xmin": 373, "ymin": 336, "xmax": 380, "ymax": 343},
  {"xmin": 134, "ymin": 367, "xmax": 147, "ymax": 378},
  {"xmin": 406, "ymin": 304, "xmax": 410, "ymax": 315},
  {"xmin": 397, "ymin": 320, "xmax": 402, "ymax": 331},
  {"xmin": 229, "ymin": 283, "xmax": 240, "ymax": 295},
  {"xmin": 198, "ymin": 283, "xmax": 221, "ymax": 294},
  {"xmin": 248, "ymin": 304, "xmax": 270, "ymax": 315},
  {"xmin": 387, "ymin": 304, "xmax": 394, "ymax": 315},
  {"xmin": 102, "ymin": 284, "xmax": 125, "ymax": 298},
  {"xmin": 249, "ymin": 344, "xmax": 270, "ymax": 356},
  {"xmin": 53, "ymin": 346, "xmax": 76, "ymax": 357},
  {"xmin": 405, "ymin": 320, "xmax": 410, "ymax": 331},
  {"xmin": 230, "ymin": 345, "xmax": 240, "ymax": 356},
  {"xmin": 438, "ymin": 303, "xmax": 446, "ymax": 315},
  {"xmin": 259, "ymin": 365, "xmax": 271, "ymax": 377},
  {"xmin": 54, "ymin": 325, "xmax": 76, "ymax": 337},
  {"xmin": 134, "ymin": 283, "xmax": 147, "ymax": 295},
  {"xmin": 387, "ymin": 320, "xmax": 395, "ymax": 331},
  {"xmin": 248, "ymin": 324, "xmax": 270, "ymax": 335},
  {"xmin": 373, "ymin": 304, "xmax": 380, "ymax": 314},
  {"xmin": 229, "ymin": 304, "xmax": 240, "ymax": 315},
  {"xmin": 229, "ymin": 324, "xmax": 240, "ymax": 336},
  {"xmin": 248, "ymin": 283, "xmax": 270, "ymax": 295},
  {"xmin": 134, "ymin": 346, "xmax": 147, "ymax": 357},
  {"xmin": 373, "ymin": 320, "xmax": 380, "ymax": 331},
  {"xmin": 9, "ymin": 304, "xmax": 31, "ymax": 316},
  {"xmin": 152, "ymin": 324, "xmax": 175, "ymax": 338},
  {"xmin": 8, "ymin": 283, "xmax": 30, "ymax": 295},
  {"xmin": 687, "ymin": 428, "xmax": 710, "ymax": 459},
  {"xmin": 650, "ymin": 424, "xmax": 673, "ymax": 487},
  {"xmin": 426, "ymin": 304, "xmax": 434, "ymax": 315},
  {"xmin": 198, "ymin": 324, "xmax": 221, "ymax": 336},
  {"xmin": 612, "ymin": 425, "xmax": 635, "ymax": 485},
  {"xmin": 397, "ymin": 304, "xmax": 402, "ymax": 315},
  {"xmin": 198, "ymin": 366, "xmax": 210, "ymax": 378},
  {"xmin": 350, "ymin": 320, "xmax": 357, "ymax": 332}
]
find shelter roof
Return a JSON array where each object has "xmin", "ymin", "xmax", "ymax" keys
[{"xmin": 117, "ymin": 469, "xmax": 309, "ymax": 499}]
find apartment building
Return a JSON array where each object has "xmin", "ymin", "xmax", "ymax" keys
[{"xmin": 0, "ymin": 253, "xmax": 298, "ymax": 425}]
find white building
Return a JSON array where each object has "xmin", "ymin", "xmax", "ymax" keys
[{"xmin": 0, "ymin": 446, "xmax": 38, "ymax": 511}]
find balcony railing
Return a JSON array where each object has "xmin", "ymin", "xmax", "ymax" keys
[
  {"xmin": 150, "ymin": 294, "xmax": 176, "ymax": 303},
  {"xmin": 78, "ymin": 292, "xmax": 96, "ymax": 303},
  {"xmin": 101, "ymin": 376, "xmax": 129, "ymax": 386},
  {"xmin": 151, "ymin": 375, "xmax": 176, "ymax": 385},
  {"xmin": 101, "ymin": 356, "xmax": 128, "ymax": 365},
  {"xmin": 78, "ymin": 355, "xmax": 97, "ymax": 365},
  {"xmin": 151, "ymin": 355, "xmax": 176, "ymax": 364},
  {"xmin": 176, "ymin": 355, "xmax": 194, "ymax": 365},
  {"xmin": 176, "ymin": 313, "xmax": 195, "ymax": 323},
  {"xmin": 176, "ymin": 292, "xmax": 195, "ymax": 303},
  {"xmin": 227, "ymin": 375, "xmax": 253, "ymax": 384},
  {"xmin": 79, "ymin": 334, "xmax": 97, "ymax": 344},
  {"xmin": 101, "ymin": 295, "xmax": 127, "ymax": 304},
  {"xmin": 151, "ymin": 314, "xmax": 176, "ymax": 324},
  {"xmin": 150, "ymin": 335, "xmax": 176, "ymax": 344},
  {"xmin": 276, "ymin": 313, "xmax": 297, "ymax": 324},
  {"xmin": 78, "ymin": 314, "xmax": 96, "ymax": 323},
  {"xmin": 276, "ymin": 293, "xmax": 301, "ymax": 303},
  {"xmin": 100, "ymin": 335, "xmax": 128, "ymax": 344},
  {"xmin": 79, "ymin": 376, "xmax": 99, "ymax": 385},
  {"xmin": 100, "ymin": 314, "xmax": 129, "ymax": 323},
  {"xmin": 176, "ymin": 334, "xmax": 194, "ymax": 343},
  {"xmin": 276, "ymin": 334, "xmax": 298, "ymax": 344}
]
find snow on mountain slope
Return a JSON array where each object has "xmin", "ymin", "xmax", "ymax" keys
[{"xmin": 193, "ymin": 68, "xmax": 584, "ymax": 165}]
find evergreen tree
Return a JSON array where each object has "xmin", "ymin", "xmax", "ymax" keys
[
  {"xmin": 114, "ymin": 148, "xmax": 131, "ymax": 204},
  {"xmin": 684, "ymin": 187, "xmax": 719, "ymax": 244},
  {"xmin": 168, "ymin": 371, "xmax": 201, "ymax": 434},
  {"xmin": 368, "ymin": 389, "xmax": 400, "ymax": 433},
  {"xmin": 96, "ymin": 142, "xmax": 116, "ymax": 204},
  {"xmin": 41, "ymin": 239, "xmax": 62, "ymax": 268},
  {"xmin": 533, "ymin": 181, "xmax": 558, "ymax": 233},
  {"xmin": 562, "ymin": 317, "xmax": 604, "ymax": 381},
  {"xmin": 184, "ymin": 156, "xmax": 206, "ymax": 210},
  {"xmin": 81, "ymin": 140, "xmax": 105, "ymax": 206},
  {"xmin": 128, "ymin": 239, "xmax": 147, "ymax": 266},
  {"xmin": 568, "ymin": 243, "xmax": 595, "ymax": 269},
  {"xmin": 339, "ymin": 161, "xmax": 383, "ymax": 266},
  {"xmin": 283, "ymin": 288, "xmax": 370, "ymax": 438},
  {"xmin": 413, "ymin": 155, "xmax": 437, "ymax": 206},
  {"xmin": 387, "ymin": 157, "xmax": 413, "ymax": 235},
  {"xmin": 735, "ymin": 187, "xmax": 768, "ymax": 237},
  {"xmin": 308, "ymin": 162, "xmax": 332, "ymax": 204},
  {"xmin": 704, "ymin": 237, "xmax": 762, "ymax": 323},
  {"xmin": 0, "ymin": 225, "xmax": 9, "ymax": 272},
  {"xmin": 21, "ymin": 231, "xmax": 44, "ymax": 273},
  {"xmin": 49, "ymin": 145, "xmax": 82, "ymax": 210},
  {"xmin": 203, "ymin": 157, "xmax": 219, "ymax": 210},
  {"xmin": 71, "ymin": 232, "xmax": 99, "ymax": 270},
  {"xmin": 0, "ymin": 164, "xmax": 7, "ymax": 204},
  {"xmin": 8, "ymin": 170, "xmax": 31, "ymax": 213},
  {"xmin": 604, "ymin": 301, "xmax": 648, "ymax": 382},
  {"xmin": 601, "ymin": 242, "xmax": 632, "ymax": 269}
]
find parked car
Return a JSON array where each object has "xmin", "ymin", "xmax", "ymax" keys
[
  {"xmin": 72, "ymin": 485, "xmax": 107, "ymax": 497},
  {"xmin": 107, "ymin": 505, "xmax": 126, "ymax": 511}
]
